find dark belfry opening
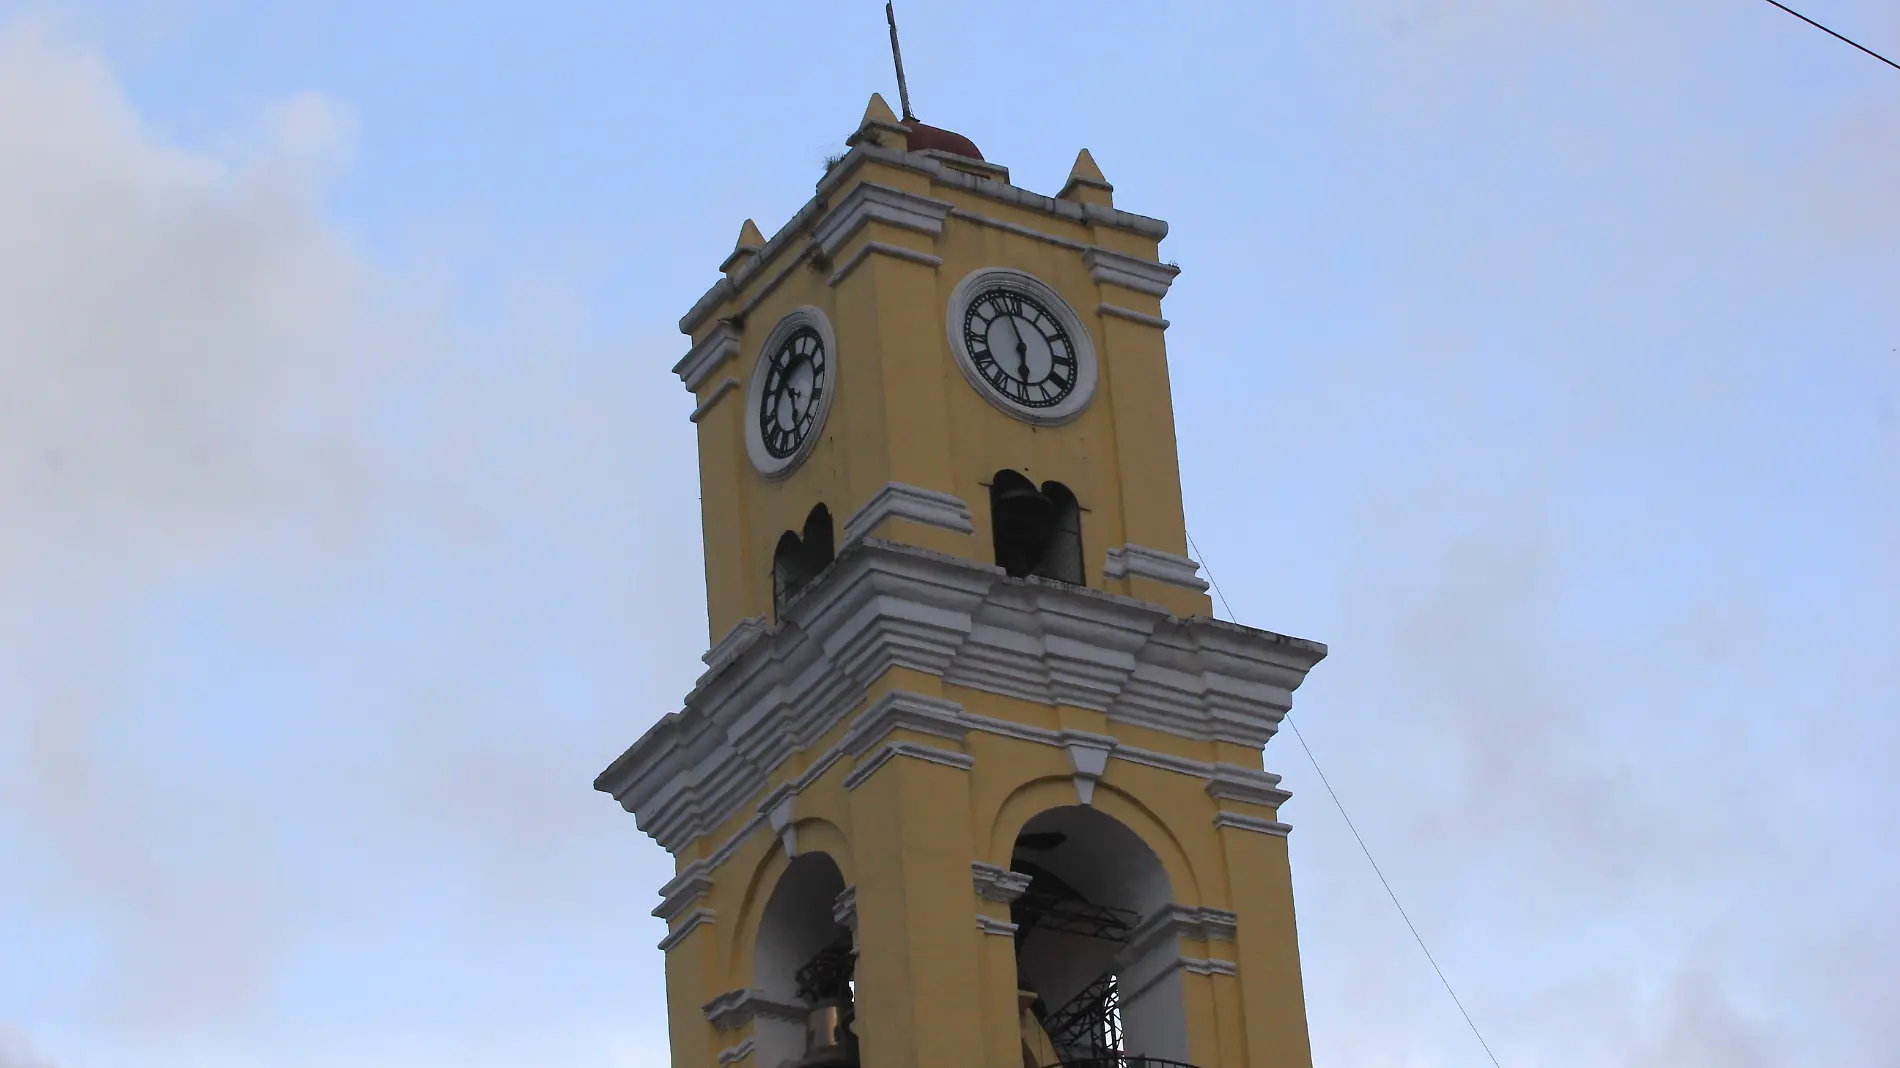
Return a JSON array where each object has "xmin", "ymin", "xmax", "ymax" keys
[
  {"xmin": 989, "ymin": 472, "xmax": 1084, "ymax": 585},
  {"xmin": 773, "ymin": 504, "xmax": 836, "ymax": 619},
  {"xmin": 1009, "ymin": 808, "xmax": 1190, "ymax": 1067},
  {"xmin": 754, "ymin": 853, "xmax": 859, "ymax": 1068}
]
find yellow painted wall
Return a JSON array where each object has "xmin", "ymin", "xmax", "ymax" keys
[
  {"xmin": 685, "ymin": 108, "xmax": 1212, "ymax": 645},
  {"xmin": 657, "ymin": 99, "xmax": 1312, "ymax": 1068}
]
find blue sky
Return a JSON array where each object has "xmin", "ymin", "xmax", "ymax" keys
[{"xmin": 0, "ymin": 1, "xmax": 1894, "ymax": 1066}]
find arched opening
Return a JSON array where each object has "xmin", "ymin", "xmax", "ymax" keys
[
  {"xmin": 989, "ymin": 472, "xmax": 1084, "ymax": 585},
  {"xmin": 772, "ymin": 504, "xmax": 836, "ymax": 620},
  {"xmin": 1010, "ymin": 806, "xmax": 1186, "ymax": 1066},
  {"xmin": 754, "ymin": 851, "xmax": 858, "ymax": 1067}
]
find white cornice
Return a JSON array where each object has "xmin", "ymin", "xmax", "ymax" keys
[
  {"xmin": 678, "ymin": 143, "xmax": 1171, "ymax": 337},
  {"xmin": 1085, "ymin": 247, "xmax": 1180, "ymax": 298},
  {"xmin": 976, "ymin": 915, "xmax": 1020, "ymax": 937},
  {"xmin": 1213, "ymin": 811, "xmax": 1293, "ymax": 837},
  {"xmin": 674, "ymin": 321, "xmax": 742, "ymax": 391},
  {"xmin": 810, "ymin": 182, "xmax": 954, "ymax": 259},
  {"xmin": 840, "ymin": 741, "xmax": 974, "ymax": 791},
  {"xmin": 715, "ymin": 1038, "xmax": 755, "ymax": 1067},
  {"xmin": 1099, "ymin": 303, "xmax": 1170, "ymax": 331},
  {"xmin": 972, "ymin": 862, "xmax": 1033, "ymax": 903},
  {"xmin": 596, "ymin": 541, "xmax": 1324, "ymax": 855},
  {"xmin": 689, "ymin": 377, "xmax": 740, "ymax": 423},
  {"xmin": 1103, "ymin": 544, "xmax": 1209, "ymax": 592},
  {"xmin": 826, "ymin": 241, "xmax": 942, "ymax": 287},
  {"xmin": 705, "ymin": 988, "xmax": 807, "ymax": 1031},
  {"xmin": 1205, "ymin": 763, "xmax": 1292, "ymax": 809},
  {"xmin": 652, "ymin": 865, "xmax": 714, "ymax": 921},
  {"xmin": 657, "ymin": 907, "xmax": 715, "ymax": 952},
  {"xmin": 842, "ymin": 482, "xmax": 976, "ymax": 544}
]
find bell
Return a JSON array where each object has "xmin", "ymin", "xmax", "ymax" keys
[{"xmin": 797, "ymin": 997, "xmax": 859, "ymax": 1067}]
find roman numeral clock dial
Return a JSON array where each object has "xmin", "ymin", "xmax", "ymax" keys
[
  {"xmin": 743, "ymin": 308, "xmax": 838, "ymax": 478},
  {"xmin": 947, "ymin": 269, "xmax": 1099, "ymax": 426},
  {"xmin": 964, "ymin": 290, "xmax": 1077, "ymax": 408},
  {"xmin": 759, "ymin": 327, "xmax": 825, "ymax": 458}
]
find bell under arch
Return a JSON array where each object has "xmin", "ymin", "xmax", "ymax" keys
[
  {"xmin": 753, "ymin": 851, "xmax": 857, "ymax": 1068},
  {"xmin": 1009, "ymin": 805, "xmax": 1188, "ymax": 1065}
]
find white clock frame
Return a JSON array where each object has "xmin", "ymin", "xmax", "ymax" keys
[
  {"xmin": 744, "ymin": 306, "xmax": 838, "ymax": 479},
  {"xmin": 945, "ymin": 267, "xmax": 1099, "ymax": 426}
]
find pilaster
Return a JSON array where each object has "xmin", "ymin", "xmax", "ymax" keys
[{"xmin": 844, "ymin": 748, "xmax": 986, "ymax": 1068}]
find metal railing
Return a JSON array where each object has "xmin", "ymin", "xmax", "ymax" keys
[{"xmin": 1048, "ymin": 1048, "xmax": 1193, "ymax": 1056}]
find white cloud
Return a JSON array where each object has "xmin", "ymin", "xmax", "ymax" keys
[{"xmin": 0, "ymin": 17, "xmax": 690, "ymax": 1061}]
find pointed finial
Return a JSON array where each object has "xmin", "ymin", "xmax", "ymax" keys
[
  {"xmin": 847, "ymin": 92, "xmax": 910, "ymax": 153},
  {"xmin": 720, "ymin": 218, "xmax": 766, "ymax": 275},
  {"xmin": 1058, "ymin": 148, "xmax": 1115, "ymax": 206},
  {"xmin": 863, "ymin": 92, "xmax": 899, "ymax": 127}
]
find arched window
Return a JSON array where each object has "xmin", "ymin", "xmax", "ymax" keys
[
  {"xmin": 1009, "ymin": 807, "xmax": 1185, "ymax": 1066},
  {"xmin": 772, "ymin": 504, "xmax": 835, "ymax": 620},
  {"xmin": 754, "ymin": 852, "xmax": 856, "ymax": 1068},
  {"xmin": 989, "ymin": 472, "xmax": 1084, "ymax": 585}
]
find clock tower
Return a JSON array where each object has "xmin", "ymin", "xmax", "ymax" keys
[{"xmin": 596, "ymin": 94, "xmax": 1328, "ymax": 1068}]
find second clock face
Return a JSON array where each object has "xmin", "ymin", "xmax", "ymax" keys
[
  {"xmin": 961, "ymin": 287, "xmax": 1079, "ymax": 409},
  {"xmin": 757, "ymin": 325, "xmax": 828, "ymax": 459}
]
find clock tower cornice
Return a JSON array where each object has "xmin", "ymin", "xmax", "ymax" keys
[{"xmin": 675, "ymin": 130, "xmax": 1176, "ymax": 346}]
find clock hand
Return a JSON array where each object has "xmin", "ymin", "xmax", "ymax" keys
[{"xmin": 1000, "ymin": 315, "xmax": 1031, "ymax": 382}]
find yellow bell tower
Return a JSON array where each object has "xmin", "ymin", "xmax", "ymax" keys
[{"xmin": 597, "ymin": 94, "xmax": 1328, "ymax": 1068}]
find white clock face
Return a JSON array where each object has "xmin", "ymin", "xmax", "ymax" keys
[
  {"xmin": 744, "ymin": 307, "xmax": 838, "ymax": 478},
  {"xmin": 757, "ymin": 326, "xmax": 827, "ymax": 459},
  {"xmin": 960, "ymin": 288, "xmax": 1080, "ymax": 410},
  {"xmin": 946, "ymin": 269, "xmax": 1097, "ymax": 425}
]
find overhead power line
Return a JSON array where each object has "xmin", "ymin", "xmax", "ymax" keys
[
  {"xmin": 1186, "ymin": 530, "xmax": 1505, "ymax": 1068},
  {"xmin": 1758, "ymin": 0, "xmax": 1900, "ymax": 72}
]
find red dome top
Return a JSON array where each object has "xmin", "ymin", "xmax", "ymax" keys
[{"xmin": 903, "ymin": 119, "xmax": 984, "ymax": 161}]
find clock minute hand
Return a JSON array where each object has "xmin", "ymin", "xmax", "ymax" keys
[{"xmin": 1000, "ymin": 315, "xmax": 1031, "ymax": 382}]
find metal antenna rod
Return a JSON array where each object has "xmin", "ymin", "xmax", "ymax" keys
[{"xmin": 885, "ymin": 2, "xmax": 915, "ymax": 121}]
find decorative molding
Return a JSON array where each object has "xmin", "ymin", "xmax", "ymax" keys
[
  {"xmin": 702, "ymin": 616, "xmax": 769, "ymax": 679},
  {"xmin": 1063, "ymin": 731, "xmax": 1116, "ymax": 806},
  {"xmin": 1213, "ymin": 812, "xmax": 1293, "ymax": 837},
  {"xmin": 972, "ymin": 862, "xmax": 1033, "ymax": 904},
  {"xmin": 832, "ymin": 886, "xmax": 859, "ymax": 950},
  {"xmin": 678, "ymin": 142, "xmax": 1169, "ymax": 337},
  {"xmin": 1182, "ymin": 957, "xmax": 1239, "ymax": 977},
  {"xmin": 840, "ymin": 741, "xmax": 975, "ymax": 792},
  {"xmin": 652, "ymin": 862, "xmax": 714, "ymax": 921},
  {"xmin": 976, "ymin": 915, "xmax": 1021, "ymax": 937},
  {"xmin": 598, "ymin": 540, "xmax": 1325, "ymax": 856},
  {"xmin": 1123, "ymin": 903, "xmax": 1240, "ymax": 963},
  {"xmin": 810, "ymin": 182, "xmax": 954, "ymax": 259},
  {"xmin": 948, "ymin": 207, "xmax": 1089, "ymax": 253},
  {"xmin": 1098, "ymin": 303, "xmax": 1170, "ymax": 331},
  {"xmin": 827, "ymin": 241, "xmax": 942, "ymax": 287},
  {"xmin": 674, "ymin": 321, "xmax": 742, "ymax": 392},
  {"xmin": 1103, "ymin": 544, "xmax": 1210, "ymax": 592},
  {"xmin": 762, "ymin": 783, "xmax": 797, "ymax": 857},
  {"xmin": 657, "ymin": 907, "xmax": 715, "ymax": 952},
  {"xmin": 689, "ymin": 376, "xmax": 741, "ymax": 423},
  {"xmin": 842, "ymin": 483, "xmax": 976, "ymax": 544},
  {"xmin": 1084, "ymin": 248, "xmax": 1180, "ymax": 298},
  {"xmin": 715, "ymin": 1038, "xmax": 755, "ymax": 1067},
  {"xmin": 1205, "ymin": 763, "xmax": 1292, "ymax": 809},
  {"xmin": 704, "ymin": 988, "xmax": 808, "ymax": 1031},
  {"xmin": 842, "ymin": 690, "xmax": 968, "ymax": 757}
]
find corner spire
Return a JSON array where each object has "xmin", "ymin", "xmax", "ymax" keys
[
  {"xmin": 1058, "ymin": 148, "xmax": 1114, "ymax": 207},
  {"xmin": 720, "ymin": 218, "xmax": 765, "ymax": 276}
]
